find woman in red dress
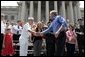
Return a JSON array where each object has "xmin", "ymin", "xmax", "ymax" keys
[{"xmin": 1, "ymin": 28, "xmax": 15, "ymax": 56}]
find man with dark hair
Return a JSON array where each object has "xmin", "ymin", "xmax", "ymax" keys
[
  {"xmin": 75, "ymin": 19, "xmax": 84, "ymax": 56},
  {"xmin": 12, "ymin": 20, "xmax": 23, "ymax": 43},
  {"xmin": 47, "ymin": 19, "xmax": 53, "ymax": 27}
]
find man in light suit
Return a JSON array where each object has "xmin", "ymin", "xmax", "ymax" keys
[{"xmin": 19, "ymin": 17, "xmax": 37, "ymax": 56}]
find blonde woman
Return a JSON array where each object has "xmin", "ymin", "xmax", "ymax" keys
[{"xmin": 32, "ymin": 21, "xmax": 43, "ymax": 56}]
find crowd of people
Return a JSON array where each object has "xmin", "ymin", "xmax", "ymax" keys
[{"xmin": 1, "ymin": 10, "xmax": 84, "ymax": 56}]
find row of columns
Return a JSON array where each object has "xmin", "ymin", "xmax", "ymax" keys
[{"xmin": 20, "ymin": 1, "xmax": 81, "ymax": 25}]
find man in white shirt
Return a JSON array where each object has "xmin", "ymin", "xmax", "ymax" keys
[
  {"xmin": 12, "ymin": 20, "xmax": 23, "ymax": 43},
  {"xmin": 19, "ymin": 17, "xmax": 36, "ymax": 56}
]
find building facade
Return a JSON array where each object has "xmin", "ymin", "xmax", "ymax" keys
[
  {"xmin": 1, "ymin": 6, "xmax": 18, "ymax": 22},
  {"xmin": 17, "ymin": 1, "xmax": 82, "ymax": 25},
  {"xmin": 1, "ymin": 1, "xmax": 83, "ymax": 25}
]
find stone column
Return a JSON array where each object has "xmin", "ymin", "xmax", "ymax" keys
[
  {"xmin": 61, "ymin": 1, "xmax": 66, "ymax": 19},
  {"xmin": 69, "ymin": 1, "xmax": 74, "ymax": 25},
  {"xmin": 18, "ymin": 6, "xmax": 21, "ymax": 20},
  {"xmin": 54, "ymin": 1, "xmax": 58, "ymax": 12},
  {"xmin": 76, "ymin": 1, "xmax": 81, "ymax": 19},
  {"xmin": 74, "ymin": 4, "xmax": 78, "ymax": 25},
  {"xmin": 29, "ymin": 1, "xmax": 33, "ymax": 17},
  {"xmin": 66, "ymin": 4, "xmax": 68, "ymax": 20},
  {"xmin": 46, "ymin": 1, "xmax": 49, "ymax": 23},
  {"xmin": 20, "ymin": 1, "xmax": 26, "ymax": 20},
  {"xmin": 37, "ymin": 1, "xmax": 41, "ymax": 21},
  {"xmin": 25, "ymin": 7, "xmax": 28, "ymax": 22},
  {"xmin": 17, "ymin": 1, "xmax": 21, "ymax": 20}
]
